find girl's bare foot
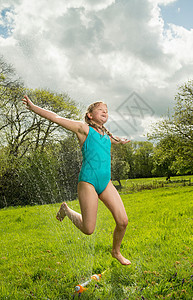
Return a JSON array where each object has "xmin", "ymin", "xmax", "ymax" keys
[
  {"xmin": 112, "ymin": 251, "xmax": 131, "ymax": 265},
  {"xmin": 56, "ymin": 202, "xmax": 68, "ymax": 222}
]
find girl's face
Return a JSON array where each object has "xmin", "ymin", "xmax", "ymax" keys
[{"xmin": 88, "ymin": 103, "xmax": 108, "ymax": 125}]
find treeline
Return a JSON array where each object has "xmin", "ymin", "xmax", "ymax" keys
[{"xmin": 0, "ymin": 57, "xmax": 192, "ymax": 208}]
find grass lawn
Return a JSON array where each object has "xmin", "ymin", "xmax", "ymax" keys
[{"xmin": 0, "ymin": 184, "xmax": 193, "ymax": 299}]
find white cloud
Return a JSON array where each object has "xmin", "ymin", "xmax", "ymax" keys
[
  {"xmin": 163, "ymin": 24, "xmax": 193, "ymax": 63},
  {"xmin": 0, "ymin": 0, "xmax": 193, "ymax": 140}
]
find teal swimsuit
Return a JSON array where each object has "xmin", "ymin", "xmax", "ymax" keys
[{"xmin": 78, "ymin": 126, "xmax": 111, "ymax": 195}]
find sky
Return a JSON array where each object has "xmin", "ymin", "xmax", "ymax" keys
[{"xmin": 0, "ymin": 0, "xmax": 193, "ymax": 141}]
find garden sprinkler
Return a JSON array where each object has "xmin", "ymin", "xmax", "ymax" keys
[{"xmin": 74, "ymin": 271, "xmax": 106, "ymax": 295}]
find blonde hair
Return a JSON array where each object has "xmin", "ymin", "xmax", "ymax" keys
[{"xmin": 85, "ymin": 102, "xmax": 120, "ymax": 142}]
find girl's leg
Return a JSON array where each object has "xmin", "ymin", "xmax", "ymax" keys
[
  {"xmin": 99, "ymin": 181, "xmax": 131, "ymax": 265},
  {"xmin": 56, "ymin": 182, "xmax": 98, "ymax": 235}
]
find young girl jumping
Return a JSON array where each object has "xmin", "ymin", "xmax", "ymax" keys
[{"xmin": 22, "ymin": 95, "xmax": 131, "ymax": 265}]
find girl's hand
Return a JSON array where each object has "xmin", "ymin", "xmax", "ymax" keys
[
  {"xmin": 111, "ymin": 136, "xmax": 131, "ymax": 144},
  {"xmin": 22, "ymin": 95, "xmax": 34, "ymax": 110},
  {"xmin": 119, "ymin": 138, "xmax": 130, "ymax": 144}
]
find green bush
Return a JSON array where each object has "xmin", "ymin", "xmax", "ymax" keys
[{"xmin": 0, "ymin": 138, "xmax": 82, "ymax": 208}]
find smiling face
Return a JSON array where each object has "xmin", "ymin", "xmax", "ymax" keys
[{"xmin": 86, "ymin": 102, "xmax": 108, "ymax": 126}]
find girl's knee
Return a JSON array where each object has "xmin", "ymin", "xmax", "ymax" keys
[
  {"xmin": 122, "ymin": 217, "xmax": 128, "ymax": 228},
  {"xmin": 82, "ymin": 226, "xmax": 95, "ymax": 235},
  {"xmin": 117, "ymin": 216, "xmax": 128, "ymax": 229}
]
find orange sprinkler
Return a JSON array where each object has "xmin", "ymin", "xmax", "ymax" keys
[{"xmin": 74, "ymin": 273, "xmax": 104, "ymax": 295}]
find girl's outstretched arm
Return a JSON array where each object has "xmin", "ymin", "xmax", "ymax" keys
[{"xmin": 22, "ymin": 95, "xmax": 85, "ymax": 134}]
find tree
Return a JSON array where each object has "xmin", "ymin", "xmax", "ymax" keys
[
  {"xmin": 0, "ymin": 57, "xmax": 82, "ymax": 158},
  {"xmin": 0, "ymin": 56, "xmax": 21, "ymax": 95},
  {"xmin": 124, "ymin": 142, "xmax": 135, "ymax": 179},
  {"xmin": 132, "ymin": 141, "xmax": 154, "ymax": 178},
  {"xmin": 111, "ymin": 144, "xmax": 130, "ymax": 186},
  {"xmin": 148, "ymin": 80, "xmax": 193, "ymax": 175},
  {"xmin": 151, "ymin": 136, "xmax": 177, "ymax": 177}
]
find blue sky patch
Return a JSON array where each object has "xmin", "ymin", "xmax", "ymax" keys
[
  {"xmin": 0, "ymin": 8, "xmax": 14, "ymax": 38},
  {"xmin": 160, "ymin": 0, "xmax": 193, "ymax": 30}
]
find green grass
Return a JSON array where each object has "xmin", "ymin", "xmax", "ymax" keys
[{"xmin": 0, "ymin": 184, "xmax": 193, "ymax": 299}]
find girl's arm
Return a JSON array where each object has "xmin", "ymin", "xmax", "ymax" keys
[{"xmin": 22, "ymin": 95, "xmax": 86, "ymax": 134}]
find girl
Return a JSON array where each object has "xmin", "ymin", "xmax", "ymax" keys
[{"xmin": 22, "ymin": 95, "xmax": 131, "ymax": 265}]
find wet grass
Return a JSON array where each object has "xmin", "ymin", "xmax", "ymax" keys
[{"xmin": 0, "ymin": 184, "xmax": 193, "ymax": 299}]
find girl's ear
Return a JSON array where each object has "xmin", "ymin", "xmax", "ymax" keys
[{"xmin": 87, "ymin": 112, "xmax": 92, "ymax": 119}]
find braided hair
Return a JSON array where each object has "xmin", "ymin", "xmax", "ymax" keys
[{"xmin": 84, "ymin": 102, "xmax": 120, "ymax": 142}]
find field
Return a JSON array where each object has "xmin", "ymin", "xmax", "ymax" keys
[{"xmin": 0, "ymin": 179, "xmax": 193, "ymax": 299}]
